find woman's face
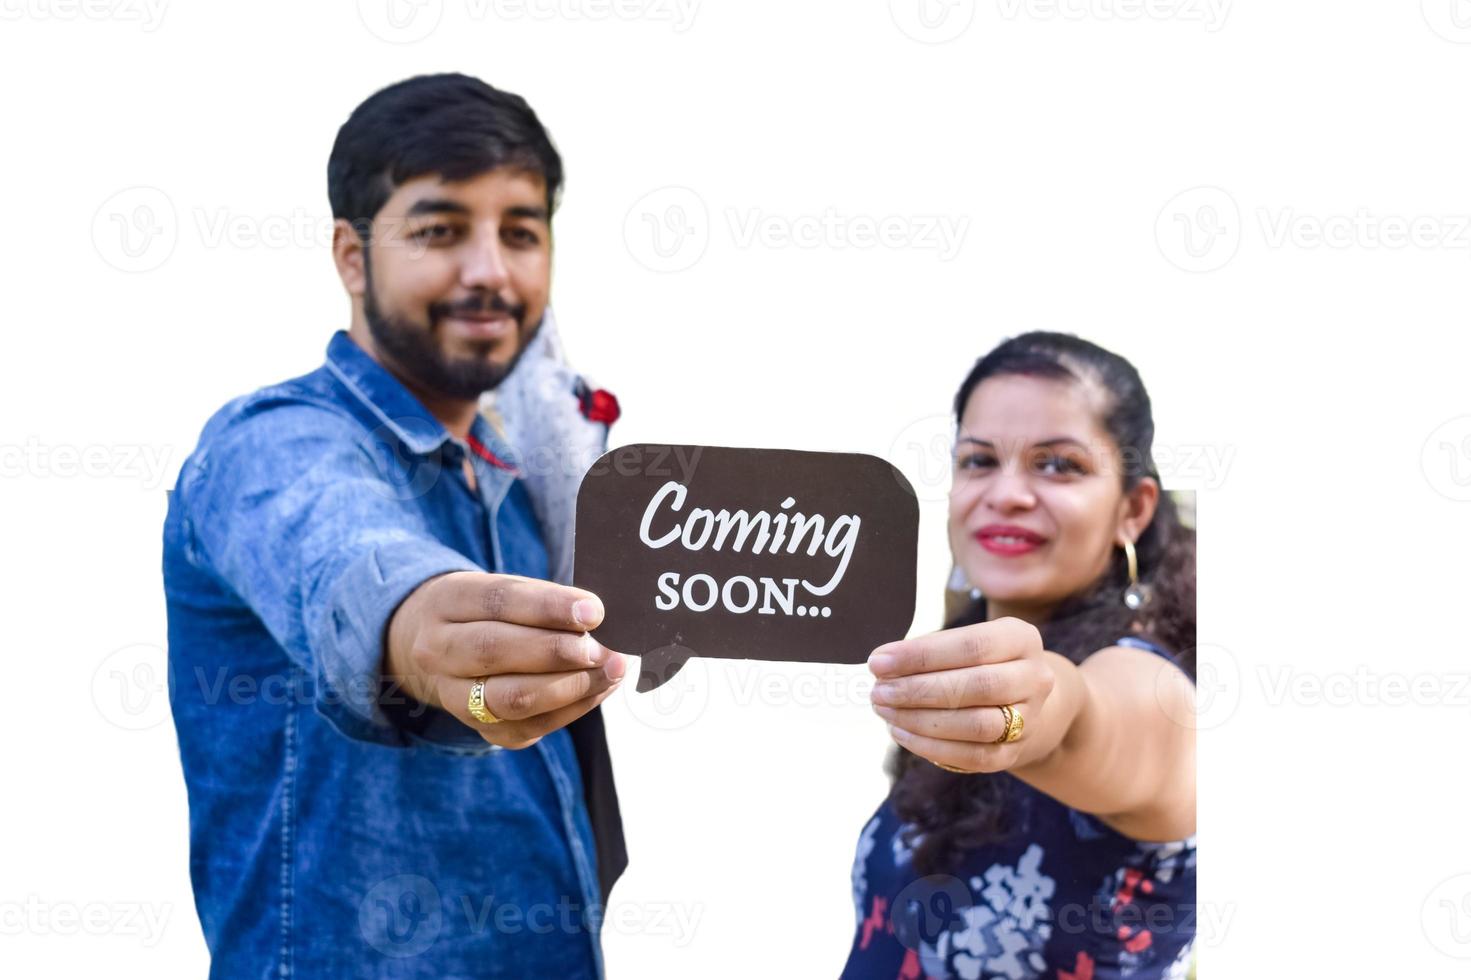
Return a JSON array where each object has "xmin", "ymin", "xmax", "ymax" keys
[{"xmin": 947, "ymin": 373, "xmax": 1157, "ymax": 620}]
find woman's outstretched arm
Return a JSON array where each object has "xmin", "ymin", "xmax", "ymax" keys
[{"xmin": 869, "ymin": 618, "xmax": 1196, "ymax": 842}]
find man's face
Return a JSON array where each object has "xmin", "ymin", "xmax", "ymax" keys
[{"xmin": 354, "ymin": 168, "xmax": 552, "ymax": 399}]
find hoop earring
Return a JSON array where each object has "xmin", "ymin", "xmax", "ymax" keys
[
  {"xmin": 1122, "ymin": 539, "xmax": 1146, "ymax": 610},
  {"xmin": 948, "ymin": 564, "xmax": 982, "ymax": 601}
]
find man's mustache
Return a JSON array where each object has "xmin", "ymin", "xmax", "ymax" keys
[{"xmin": 432, "ymin": 294, "xmax": 525, "ymax": 323}]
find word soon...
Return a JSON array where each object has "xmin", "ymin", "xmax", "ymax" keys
[{"xmin": 654, "ymin": 572, "xmax": 832, "ymax": 618}]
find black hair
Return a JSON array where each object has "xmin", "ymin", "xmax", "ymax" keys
[
  {"xmin": 327, "ymin": 73, "xmax": 563, "ymax": 238},
  {"xmin": 889, "ymin": 331, "xmax": 1197, "ymax": 876}
]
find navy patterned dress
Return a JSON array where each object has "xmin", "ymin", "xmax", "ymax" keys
[{"xmin": 842, "ymin": 637, "xmax": 1196, "ymax": 980}]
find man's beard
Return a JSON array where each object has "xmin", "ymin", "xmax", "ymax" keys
[{"xmin": 362, "ymin": 250, "xmax": 533, "ymax": 400}]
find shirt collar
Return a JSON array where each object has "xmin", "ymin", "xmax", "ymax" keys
[{"xmin": 323, "ymin": 330, "xmax": 520, "ymax": 473}]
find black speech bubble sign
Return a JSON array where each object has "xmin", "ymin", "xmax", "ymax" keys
[{"xmin": 573, "ymin": 444, "xmax": 919, "ymax": 692}]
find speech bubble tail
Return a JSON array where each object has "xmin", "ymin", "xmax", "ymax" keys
[{"xmin": 636, "ymin": 648, "xmax": 691, "ymax": 694}]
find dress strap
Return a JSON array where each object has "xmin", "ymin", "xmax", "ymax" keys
[{"xmin": 1115, "ymin": 634, "xmax": 1173, "ymax": 661}]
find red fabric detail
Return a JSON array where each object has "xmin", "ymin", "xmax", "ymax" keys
[
  {"xmin": 1110, "ymin": 867, "xmax": 1158, "ymax": 958},
  {"xmin": 898, "ymin": 949, "xmax": 922, "ymax": 980},
  {"xmin": 860, "ymin": 896, "xmax": 888, "ymax": 950},
  {"xmin": 1058, "ymin": 950, "xmax": 1095, "ymax": 980},
  {"xmin": 583, "ymin": 388, "xmax": 620, "ymax": 425},
  {"xmin": 1113, "ymin": 868, "xmax": 1154, "ymax": 907},
  {"xmin": 465, "ymin": 434, "xmax": 517, "ymax": 473}
]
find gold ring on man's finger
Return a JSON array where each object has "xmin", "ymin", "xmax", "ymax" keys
[{"xmin": 468, "ymin": 678, "xmax": 501, "ymax": 725}]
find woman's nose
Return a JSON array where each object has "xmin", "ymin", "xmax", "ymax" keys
[{"xmin": 982, "ymin": 467, "xmax": 1037, "ymax": 512}]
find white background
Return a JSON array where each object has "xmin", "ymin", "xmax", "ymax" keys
[{"xmin": 4, "ymin": 0, "xmax": 1471, "ymax": 976}]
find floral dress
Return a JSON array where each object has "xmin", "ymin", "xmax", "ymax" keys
[{"xmin": 842, "ymin": 637, "xmax": 1196, "ymax": 980}]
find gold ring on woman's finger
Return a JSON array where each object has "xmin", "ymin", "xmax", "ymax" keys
[{"xmin": 994, "ymin": 703, "xmax": 1023, "ymax": 744}]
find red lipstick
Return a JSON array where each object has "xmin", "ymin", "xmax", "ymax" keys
[{"xmin": 975, "ymin": 523, "xmax": 1047, "ymax": 557}]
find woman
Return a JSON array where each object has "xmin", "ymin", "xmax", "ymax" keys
[{"xmin": 843, "ymin": 332, "xmax": 1197, "ymax": 980}]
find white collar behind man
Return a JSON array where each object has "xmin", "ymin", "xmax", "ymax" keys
[{"xmin": 480, "ymin": 305, "xmax": 615, "ymax": 587}]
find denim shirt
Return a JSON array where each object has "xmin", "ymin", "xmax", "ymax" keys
[{"xmin": 163, "ymin": 331, "xmax": 607, "ymax": 979}]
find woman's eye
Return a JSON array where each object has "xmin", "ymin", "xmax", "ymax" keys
[
  {"xmin": 1035, "ymin": 454, "xmax": 1085, "ymax": 475},
  {"xmin": 505, "ymin": 226, "xmax": 539, "ymax": 246},
  {"xmin": 956, "ymin": 454, "xmax": 996, "ymax": 471}
]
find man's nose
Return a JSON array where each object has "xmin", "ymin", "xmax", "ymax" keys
[{"xmin": 458, "ymin": 230, "xmax": 511, "ymax": 292}]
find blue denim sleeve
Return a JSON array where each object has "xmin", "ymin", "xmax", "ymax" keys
[{"xmin": 180, "ymin": 400, "xmax": 486, "ymax": 749}]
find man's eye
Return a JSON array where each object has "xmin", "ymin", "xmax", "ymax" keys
[
  {"xmin": 412, "ymin": 224, "xmax": 455, "ymax": 242},
  {"xmin": 505, "ymin": 226, "xmax": 540, "ymax": 246}
]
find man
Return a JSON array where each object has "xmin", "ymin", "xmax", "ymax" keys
[{"xmin": 163, "ymin": 73, "xmax": 627, "ymax": 978}]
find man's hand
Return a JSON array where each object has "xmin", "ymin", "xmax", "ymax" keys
[
  {"xmin": 867, "ymin": 617, "xmax": 1054, "ymax": 773},
  {"xmin": 385, "ymin": 571, "xmax": 626, "ymax": 749}
]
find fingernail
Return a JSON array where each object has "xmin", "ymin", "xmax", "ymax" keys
[
  {"xmin": 887, "ymin": 724, "xmax": 908, "ymax": 742},
  {"xmin": 602, "ymin": 653, "xmax": 626, "ymax": 683},
  {"xmin": 872, "ymin": 704, "xmax": 895, "ymax": 720},
  {"xmin": 867, "ymin": 652, "xmax": 894, "ymax": 675},
  {"xmin": 572, "ymin": 598, "xmax": 601, "ymax": 628},
  {"xmin": 583, "ymin": 634, "xmax": 605, "ymax": 667},
  {"xmin": 872, "ymin": 683, "xmax": 894, "ymax": 705}
]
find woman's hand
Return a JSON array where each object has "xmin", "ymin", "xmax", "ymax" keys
[{"xmin": 868, "ymin": 617, "xmax": 1055, "ymax": 773}]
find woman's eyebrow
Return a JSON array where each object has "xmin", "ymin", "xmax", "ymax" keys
[
  {"xmin": 1034, "ymin": 437, "xmax": 1090, "ymax": 450},
  {"xmin": 956, "ymin": 436, "xmax": 1088, "ymax": 448}
]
